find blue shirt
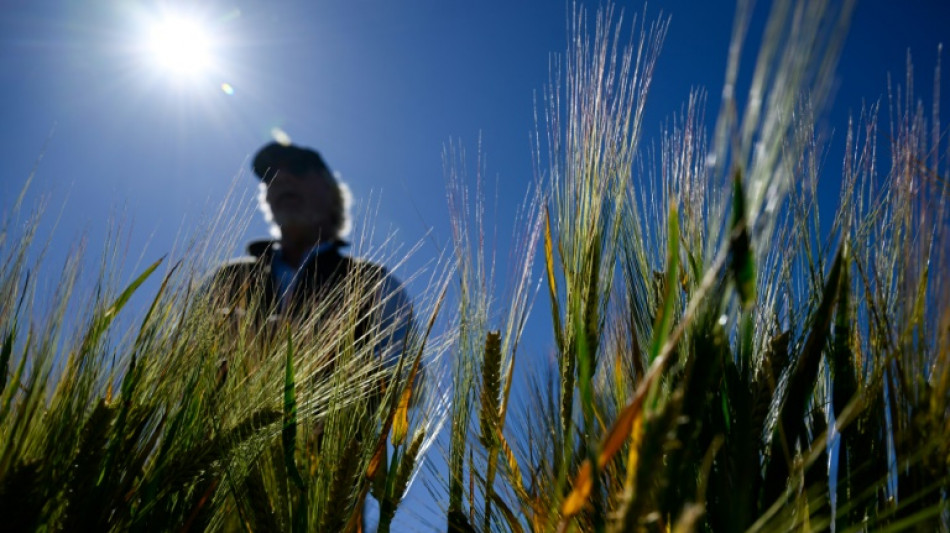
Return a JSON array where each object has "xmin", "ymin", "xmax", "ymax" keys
[
  {"xmin": 271, "ymin": 241, "xmax": 339, "ymax": 311},
  {"xmin": 270, "ymin": 242, "xmax": 413, "ymax": 369}
]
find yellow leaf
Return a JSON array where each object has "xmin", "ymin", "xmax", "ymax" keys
[
  {"xmin": 561, "ymin": 460, "xmax": 593, "ymax": 517},
  {"xmin": 613, "ymin": 350, "xmax": 625, "ymax": 402},
  {"xmin": 597, "ymin": 373, "xmax": 649, "ymax": 469},
  {"xmin": 366, "ymin": 444, "xmax": 384, "ymax": 481},
  {"xmin": 625, "ymin": 413, "xmax": 643, "ymax": 475},
  {"xmin": 543, "ymin": 207, "xmax": 558, "ymax": 299},
  {"xmin": 622, "ymin": 395, "xmax": 647, "ymax": 493},
  {"xmin": 391, "ymin": 385, "xmax": 412, "ymax": 446},
  {"xmin": 497, "ymin": 429, "xmax": 528, "ymax": 502}
]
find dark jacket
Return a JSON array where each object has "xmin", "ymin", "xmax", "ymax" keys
[
  {"xmin": 213, "ymin": 240, "xmax": 376, "ymax": 318},
  {"xmin": 210, "ymin": 240, "xmax": 413, "ymax": 465},
  {"xmin": 209, "ymin": 239, "xmax": 412, "ymax": 366}
]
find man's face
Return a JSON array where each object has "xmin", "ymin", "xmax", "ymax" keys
[{"xmin": 264, "ymin": 168, "xmax": 339, "ymax": 239}]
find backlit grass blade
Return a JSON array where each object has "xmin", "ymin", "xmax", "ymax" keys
[
  {"xmin": 390, "ymin": 385, "xmax": 412, "ymax": 447},
  {"xmin": 105, "ymin": 256, "xmax": 164, "ymax": 321},
  {"xmin": 649, "ymin": 202, "xmax": 680, "ymax": 363},
  {"xmin": 62, "ymin": 399, "xmax": 116, "ymax": 530},
  {"xmin": 132, "ymin": 259, "xmax": 182, "ymax": 352},
  {"xmin": 658, "ymin": 311, "xmax": 728, "ymax": 525},
  {"xmin": 583, "ymin": 235, "xmax": 602, "ymax": 375},
  {"xmin": 362, "ymin": 278, "xmax": 449, "ymax": 531},
  {"xmin": 561, "ymin": 459, "xmax": 593, "ymax": 519},
  {"xmin": 77, "ymin": 257, "xmax": 163, "ymax": 364},
  {"xmin": 830, "ymin": 245, "xmax": 860, "ymax": 523},
  {"xmin": 283, "ymin": 329, "xmax": 305, "ymax": 491},
  {"xmin": 546, "ymin": 204, "xmax": 577, "ymax": 465},
  {"xmin": 491, "ymin": 492, "xmax": 526, "ymax": 533},
  {"xmin": 730, "ymin": 168, "xmax": 756, "ymax": 309},
  {"xmin": 321, "ymin": 438, "xmax": 361, "ymax": 532},
  {"xmin": 544, "ymin": 206, "xmax": 565, "ymax": 355},
  {"xmin": 99, "ymin": 347, "xmax": 142, "ymax": 487},
  {"xmin": 763, "ymin": 243, "xmax": 845, "ymax": 506},
  {"xmin": 0, "ymin": 327, "xmax": 13, "ymax": 398},
  {"xmin": 379, "ymin": 427, "xmax": 426, "ymax": 532},
  {"xmin": 497, "ymin": 428, "xmax": 530, "ymax": 506},
  {"xmin": 602, "ymin": 377, "xmax": 651, "ymax": 473},
  {"xmin": 560, "ymin": 348, "xmax": 660, "ymax": 523}
]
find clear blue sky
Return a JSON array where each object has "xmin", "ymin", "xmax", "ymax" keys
[
  {"xmin": 2, "ymin": 1, "xmax": 947, "ymax": 293},
  {"xmin": 1, "ymin": 0, "xmax": 947, "ymax": 529}
]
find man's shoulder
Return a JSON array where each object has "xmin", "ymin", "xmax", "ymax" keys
[
  {"xmin": 220, "ymin": 240, "xmax": 275, "ymax": 269},
  {"xmin": 338, "ymin": 255, "xmax": 394, "ymax": 284},
  {"xmin": 215, "ymin": 257, "xmax": 261, "ymax": 276},
  {"xmin": 209, "ymin": 240, "xmax": 275, "ymax": 283},
  {"xmin": 246, "ymin": 240, "xmax": 277, "ymax": 258},
  {"xmin": 344, "ymin": 255, "xmax": 387, "ymax": 272}
]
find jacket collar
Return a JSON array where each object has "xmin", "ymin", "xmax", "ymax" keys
[{"xmin": 246, "ymin": 239, "xmax": 348, "ymax": 260}]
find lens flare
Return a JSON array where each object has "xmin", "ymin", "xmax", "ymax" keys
[
  {"xmin": 271, "ymin": 127, "xmax": 292, "ymax": 146},
  {"xmin": 221, "ymin": 83, "xmax": 234, "ymax": 95}
]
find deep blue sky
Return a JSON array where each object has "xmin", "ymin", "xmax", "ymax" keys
[
  {"xmin": 2, "ymin": 1, "xmax": 947, "ymax": 293},
  {"xmin": 1, "ymin": 1, "xmax": 948, "ymax": 528}
]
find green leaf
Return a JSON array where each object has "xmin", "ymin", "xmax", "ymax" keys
[
  {"xmin": 0, "ymin": 272, "xmax": 29, "ymax": 401},
  {"xmin": 132, "ymin": 260, "xmax": 181, "ymax": 352},
  {"xmin": 81, "ymin": 257, "xmax": 163, "ymax": 356},
  {"xmin": 649, "ymin": 202, "xmax": 680, "ymax": 363},
  {"xmin": 583, "ymin": 235, "xmax": 602, "ymax": 375},
  {"xmin": 99, "ymin": 348, "xmax": 140, "ymax": 486},
  {"xmin": 763, "ymin": 244, "xmax": 845, "ymax": 507},
  {"xmin": 0, "ymin": 327, "xmax": 13, "ymax": 398},
  {"xmin": 658, "ymin": 311, "xmax": 727, "ymax": 524},
  {"xmin": 830, "ymin": 245, "xmax": 863, "ymax": 524},
  {"xmin": 545, "ymin": 206, "xmax": 575, "ymax": 464},
  {"xmin": 108, "ymin": 257, "xmax": 164, "ymax": 319},
  {"xmin": 283, "ymin": 329, "xmax": 305, "ymax": 491},
  {"xmin": 730, "ymin": 168, "xmax": 756, "ymax": 309},
  {"xmin": 63, "ymin": 400, "xmax": 117, "ymax": 531},
  {"xmin": 543, "ymin": 206, "xmax": 565, "ymax": 356}
]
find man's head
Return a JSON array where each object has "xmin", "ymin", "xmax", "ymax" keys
[{"xmin": 252, "ymin": 142, "xmax": 350, "ymax": 241}]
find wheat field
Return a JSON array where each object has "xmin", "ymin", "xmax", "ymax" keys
[{"xmin": 1, "ymin": 1, "xmax": 948, "ymax": 531}]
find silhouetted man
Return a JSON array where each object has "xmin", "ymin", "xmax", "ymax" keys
[
  {"xmin": 209, "ymin": 141, "xmax": 414, "ymax": 531},
  {"xmin": 212, "ymin": 141, "xmax": 413, "ymax": 366}
]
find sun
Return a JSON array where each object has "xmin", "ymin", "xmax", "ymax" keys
[{"xmin": 146, "ymin": 13, "xmax": 214, "ymax": 78}]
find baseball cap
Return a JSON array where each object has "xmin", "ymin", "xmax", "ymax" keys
[{"xmin": 251, "ymin": 142, "xmax": 331, "ymax": 181}]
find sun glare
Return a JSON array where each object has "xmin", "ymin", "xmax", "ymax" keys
[{"xmin": 147, "ymin": 14, "xmax": 214, "ymax": 77}]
